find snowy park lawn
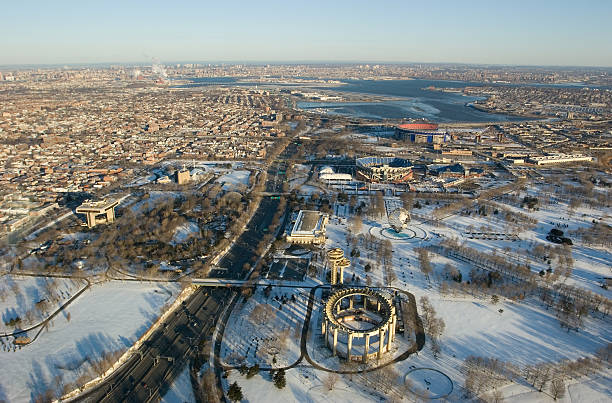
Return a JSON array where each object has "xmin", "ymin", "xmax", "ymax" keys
[
  {"xmin": 389, "ymin": 290, "xmax": 611, "ymax": 402},
  {"xmin": 438, "ymin": 197, "xmax": 612, "ymax": 298},
  {"xmin": 221, "ymin": 287, "xmax": 309, "ymax": 369},
  {"xmin": 224, "ymin": 369, "xmax": 380, "ymax": 403},
  {"xmin": 298, "ymin": 184, "xmax": 327, "ymax": 195},
  {"xmin": 422, "ymin": 293, "xmax": 609, "ymax": 368},
  {"xmin": 127, "ymin": 174, "xmax": 157, "ymax": 187},
  {"xmin": 331, "ymin": 193, "xmax": 610, "ymax": 299},
  {"xmin": 0, "ymin": 281, "xmax": 180, "ymax": 402},
  {"xmin": 215, "ymin": 170, "xmax": 251, "ymax": 190},
  {"xmin": 305, "ymin": 197, "xmax": 611, "ymax": 401},
  {"xmin": 323, "ymin": 207, "xmax": 435, "ymax": 289},
  {"xmin": 171, "ymin": 221, "xmax": 200, "ymax": 245},
  {"xmin": 489, "ymin": 376, "xmax": 612, "ymax": 403},
  {"xmin": 161, "ymin": 365, "xmax": 195, "ymax": 403},
  {"xmin": 130, "ymin": 191, "xmax": 181, "ymax": 213},
  {"xmin": 0, "ymin": 275, "xmax": 85, "ymax": 333}
]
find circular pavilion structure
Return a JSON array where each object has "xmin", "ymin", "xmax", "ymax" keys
[{"xmin": 321, "ymin": 288, "xmax": 397, "ymax": 363}]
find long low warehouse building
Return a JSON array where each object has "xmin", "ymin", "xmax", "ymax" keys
[{"xmin": 528, "ymin": 154, "xmax": 594, "ymax": 165}]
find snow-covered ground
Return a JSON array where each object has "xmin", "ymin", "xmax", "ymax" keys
[
  {"xmin": 171, "ymin": 221, "xmax": 200, "ymax": 245},
  {"xmin": 162, "ymin": 160, "xmax": 246, "ymax": 171},
  {"xmin": 398, "ymin": 290, "xmax": 610, "ymax": 378},
  {"xmin": 130, "ymin": 191, "xmax": 181, "ymax": 213},
  {"xmin": 329, "ymin": 192, "xmax": 611, "ymax": 299},
  {"xmin": 224, "ymin": 369, "xmax": 383, "ymax": 403},
  {"xmin": 127, "ymin": 174, "xmax": 157, "ymax": 187},
  {"xmin": 288, "ymin": 164, "xmax": 309, "ymax": 191},
  {"xmin": 297, "ymin": 184, "xmax": 328, "ymax": 195},
  {"xmin": 293, "ymin": 195, "xmax": 611, "ymax": 402},
  {"xmin": 0, "ymin": 281, "xmax": 180, "ymax": 402},
  {"xmin": 432, "ymin": 196, "xmax": 612, "ymax": 298},
  {"xmin": 220, "ymin": 287, "xmax": 308, "ymax": 369},
  {"xmin": 0, "ymin": 275, "xmax": 85, "ymax": 333},
  {"xmin": 215, "ymin": 170, "xmax": 251, "ymax": 191},
  {"xmin": 494, "ymin": 376, "xmax": 612, "ymax": 403},
  {"xmin": 161, "ymin": 365, "xmax": 195, "ymax": 403}
]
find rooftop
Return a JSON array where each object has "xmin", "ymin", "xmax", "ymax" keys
[
  {"xmin": 290, "ymin": 210, "xmax": 328, "ymax": 236},
  {"xmin": 75, "ymin": 199, "xmax": 118, "ymax": 213}
]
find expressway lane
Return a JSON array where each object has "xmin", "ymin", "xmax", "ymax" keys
[
  {"xmin": 209, "ymin": 143, "xmax": 294, "ymax": 280},
  {"xmin": 75, "ymin": 136, "xmax": 304, "ymax": 402},
  {"xmin": 77, "ymin": 287, "xmax": 229, "ymax": 402}
]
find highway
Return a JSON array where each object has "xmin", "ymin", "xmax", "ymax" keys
[
  {"xmin": 208, "ymin": 140, "xmax": 296, "ymax": 279},
  {"xmin": 77, "ymin": 287, "xmax": 230, "ymax": 402},
  {"xmin": 74, "ymin": 136, "xmax": 304, "ymax": 402}
]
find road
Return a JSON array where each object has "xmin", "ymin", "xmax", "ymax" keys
[
  {"xmin": 74, "ymin": 135, "xmax": 304, "ymax": 402},
  {"xmin": 208, "ymin": 139, "xmax": 298, "ymax": 279},
  {"xmin": 76, "ymin": 287, "xmax": 229, "ymax": 402}
]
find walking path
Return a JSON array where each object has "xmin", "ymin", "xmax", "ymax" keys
[
  {"xmin": 213, "ymin": 284, "xmax": 426, "ymax": 376},
  {"xmin": 0, "ymin": 278, "xmax": 90, "ymax": 345}
]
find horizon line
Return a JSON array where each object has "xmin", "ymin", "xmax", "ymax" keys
[{"xmin": 2, "ymin": 60, "xmax": 612, "ymax": 70}]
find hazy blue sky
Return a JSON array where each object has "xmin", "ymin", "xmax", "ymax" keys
[{"xmin": 1, "ymin": 0, "xmax": 611, "ymax": 66}]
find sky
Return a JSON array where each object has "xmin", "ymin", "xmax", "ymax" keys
[{"xmin": 1, "ymin": 0, "xmax": 611, "ymax": 67}]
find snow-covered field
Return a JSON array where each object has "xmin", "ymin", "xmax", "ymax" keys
[
  {"xmin": 224, "ymin": 369, "xmax": 383, "ymax": 403},
  {"xmin": 297, "ymin": 184, "xmax": 328, "ymax": 195},
  {"xmin": 161, "ymin": 365, "xmax": 195, "ymax": 403},
  {"xmin": 171, "ymin": 221, "xmax": 200, "ymax": 245},
  {"xmin": 397, "ymin": 291, "xmax": 610, "ymax": 386},
  {"xmin": 127, "ymin": 174, "xmax": 157, "ymax": 187},
  {"xmin": 0, "ymin": 275, "xmax": 85, "ymax": 333},
  {"xmin": 215, "ymin": 170, "xmax": 251, "ymax": 190},
  {"xmin": 492, "ymin": 376, "xmax": 612, "ymax": 403},
  {"xmin": 0, "ymin": 281, "xmax": 180, "ymax": 402},
  {"xmin": 434, "ymin": 197, "xmax": 612, "ymax": 298},
  {"xmin": 220, "ymin": 287, "xmax": 308, "ymax": 369},
  {"xmin": 130, "ymin": 191, "xmax": 181, "ymax": 213}
]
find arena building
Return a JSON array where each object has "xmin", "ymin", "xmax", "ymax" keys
[
  {"xmin": 395, "ymin": 122, "xmax": 450, "ymax": 144},
  {"xmin": 322, "ymin": 288, "xmax": 397, "ymax": 363},
  {"xmin": 356, "ymin": 156, "xmax": 413, "ymax": 183}
]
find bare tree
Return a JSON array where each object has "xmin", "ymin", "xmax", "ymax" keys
[
  {"xmin": 350, "ymin": 215, "xmax": 363, "ymax": 234},
  {"xmin": 485, "ymin": 388, "xmax": 504, "ymax": 403},
  {"xmin": 550, "ymin": 378, "xmax": 565, "ymax": 400},
  {"xmin": 416, "ymin": 248, "xmax": 433, "ymax": 276},
  {"xmin": 323, "ymin": 373, "xmax": 339, "ymax": 391},
  {"xmin": 402, "ymin": 377, "xmax": 416, "ymax": 402},
  {"xmin": 250, "ymin": 304, "xmax": 276, "ymax": 325}
]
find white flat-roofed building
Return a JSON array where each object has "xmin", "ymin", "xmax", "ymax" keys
[
  {"xmin": 286, "ymin": 210, "xmax": 329, "ymax": 244},
  {"xmin": 528, "ymin": 153, "xmax": 594, "ymax": 165},
  {"xmin": 320, "ymin": 172, "xmax": 353, "ymax": 182},
  {"xmin": 76, "ymin": 199, "xmax": 119, "ymax": 228},
  {"xmin": 319, "ymin": 166, "xmax": 353, "ymax": 184}
]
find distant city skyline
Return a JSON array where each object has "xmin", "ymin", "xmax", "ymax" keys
[{"xmin": 2, "ymin": 0, "xmax": 612, "ymax": 67}]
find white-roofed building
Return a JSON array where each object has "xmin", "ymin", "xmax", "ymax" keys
[
  {"xmin": 319, "ymin": 166, "xmax": 353, "ymax": 184},
  {"xmin": 286, "ymin": 210, "xmax": 329, "ymax": 244}
]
